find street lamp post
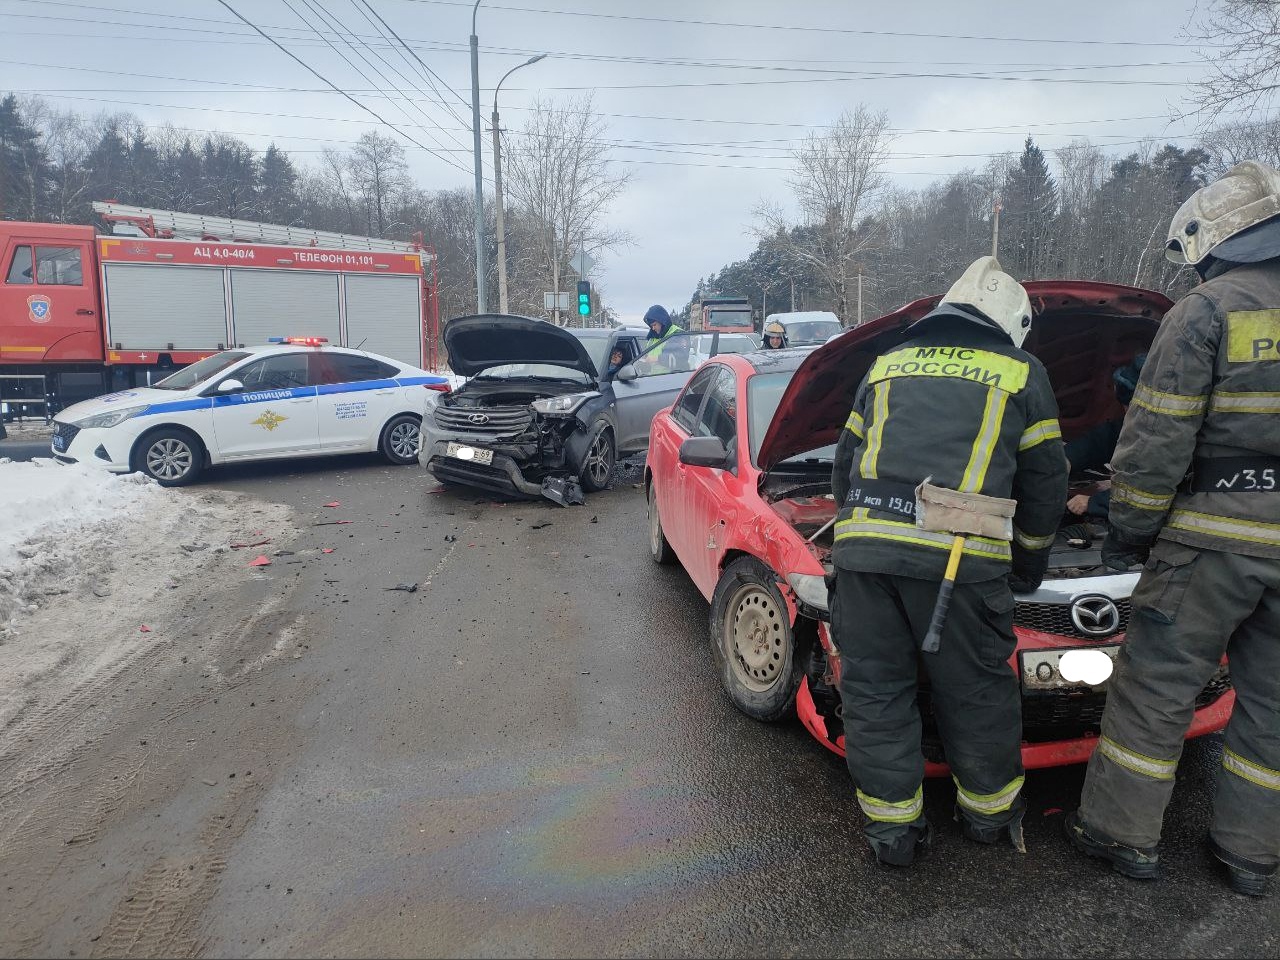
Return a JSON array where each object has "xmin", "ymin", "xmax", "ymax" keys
[
  {"xmin": 469, "ymin": 0, "xmax": 487, "ymax": 313},
  {"xmin": 492, "ymin": 53, "xmax": 546, "ymax": 315}
]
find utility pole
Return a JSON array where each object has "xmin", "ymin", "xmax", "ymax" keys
[
  {"xmin": 492, "ymin": 54, "xmax": 546, "ymax": 315},
  {"xmin": 469, "ymin": 0, "xmax": 487, "ymax": 313},
  {"xmin": 790, "ymin": 278, "xmax": 795, "ymax": 311},
  {"xmin": 857, "ymin": 270, "xmax": 863, "ymax": 327},
  {"xmin": 551, "ymin": 226, "xmax": 561, "ymax": 326},
  {"xmin": 991, "ymin": 200, "xmax": 1002, "ymax": 260}
]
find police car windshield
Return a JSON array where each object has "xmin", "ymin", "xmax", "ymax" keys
[
  {"xmin": 153, "ymin": 351, "xmax": 251, "ymax": 391},
  {"xmin": 747, "ymin": 370, "xmax": 837, "ymax": 466}
]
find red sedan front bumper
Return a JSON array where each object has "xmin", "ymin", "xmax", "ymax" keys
[{"xmin": 795, "ymin": 677, "xmax": 1236, "ymax": 778}]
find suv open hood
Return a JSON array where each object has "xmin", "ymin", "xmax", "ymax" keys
[
  {"xmin": 444, "ymin": 314, "xmax": 598, "ymax": 378},
  {"xmin": 756, "ymin": 280, "xmax": 1173, "ymax": 472}
]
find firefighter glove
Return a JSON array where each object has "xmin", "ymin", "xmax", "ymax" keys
[
  {"xmin": 1008, "ymin": 543, "xmax": 1050, "ymax": 594},
  {"xmin": 1101, "ymin": 528, "xmax": 1152, "ymax": 571}
]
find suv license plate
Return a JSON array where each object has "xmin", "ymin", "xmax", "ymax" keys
[
  {"xmin": 445, "ymin": 442, "xmax": 493, "ymax": 465},
  {"xmin": 52, "ymin": 435, "xmax": 66, "ymax": 451}
]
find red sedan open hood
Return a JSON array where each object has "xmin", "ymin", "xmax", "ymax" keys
[{"xmin": 757, "ymin": 280, "xmax": 1175, "ymax": 472}]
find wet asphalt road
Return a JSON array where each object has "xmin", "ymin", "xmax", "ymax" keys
[{"xmin": 5, "ymin": 451, "xmax": 1277, "ymax": 957}]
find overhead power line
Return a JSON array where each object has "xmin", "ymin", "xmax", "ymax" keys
[
  {"xmin": 210, "ymin": 0, "xmax": 469, "ymax": 174},
  {"xmin": 391, "ymin": 0, "xmax": 1220, "ymax": 49}
]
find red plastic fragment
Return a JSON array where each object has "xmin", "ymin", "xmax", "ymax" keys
[
  {"xmin": 139, "ymin": 624, "xmax": 151, "ymax": 633},
  {"xmin": 322, "ymin": 548, "xmax": 334, "ymax": 554},
  {"xmin": 323, "ymin": 501, "xmax": 341, "ymax": 508},
  {"xmin": 249, "ymin": 555, "xmax": 272, "ymax": 567}
]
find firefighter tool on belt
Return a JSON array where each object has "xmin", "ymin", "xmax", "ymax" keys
[
  {"xmin": 1067, "ymin": 160, "xmax": 1280, "ymax": 898},
  {"xmin": 830, "ymin": 256, "xmax": 1067, "ymax": 868}
]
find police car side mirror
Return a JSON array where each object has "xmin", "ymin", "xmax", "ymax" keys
[
  {"xmin": 217, "ymin": 378, "xmax": 245, "ymax": 393},
  {"xmin": 679, "ymin": 435, "xmax": 729, "ymax": 469},
  {"xmin": 615, "ymin": 363, "xmax": 638, "ymax": 382}
]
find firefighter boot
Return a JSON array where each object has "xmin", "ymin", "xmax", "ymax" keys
[
  {"xmin": 957, "ymin": 798, "xmax": 1027, "ymax": 854},
  {"xmin": 1064, "ymin": 810, "xmax": 1161, "ymax": 880},
  {"xmin": 1209, "ymin": 837, "xmax": 1276, "ymax": 898},
  {"xmin": 870, "ymin": 823, "xmax": 933, "ymax": 868}
]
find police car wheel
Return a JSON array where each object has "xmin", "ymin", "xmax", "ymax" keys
[
  {"xmin": 579, "ymin": 423, "xmax": 615, "ymax": 493},
  {"xmin": 135, "ymin": 428, "xmax": 204, "ymax": 487},
  {"xmin": 647, "ymin": 480, "xmax": 676, "ymax": 565},
  {"xmin": 380, "ymin": 414, "xmax": 421, "ymax": 465},
  {"xmin": 710, "ymin": 556, "xmax": 804, "ymax": 722}
]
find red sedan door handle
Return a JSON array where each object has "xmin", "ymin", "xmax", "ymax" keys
[{"xmin": 76, "ymin": 308, "xmax": 95, "ymax": 315}]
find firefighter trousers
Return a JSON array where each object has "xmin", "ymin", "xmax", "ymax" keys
[
  {"xmin": 1079, "ymin": 541, "xmax": 1280, "ymax": 870},
  {"xmin": 831, "ymin": 569, "xmax": 1026, "ymax": 849}
]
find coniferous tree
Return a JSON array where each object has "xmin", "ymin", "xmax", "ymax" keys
[
  {"xmin": 1001, "ymin": 137, "xmax": 1059, "ymax": 280},
  {"xmin": 0, "ymin": 94, "xmax": 48, "ymax": 220}
]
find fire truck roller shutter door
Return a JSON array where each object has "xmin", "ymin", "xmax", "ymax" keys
[
  {"xmin": 230, "ymin": 270, "xmax": 340, "ymax": 348},
  {"xmin": 344, "ymin": 274, "xmax": 423, "ymax": 368},
  {"xmin": 102, "ymin": 264, "xmax": 228, "ymax": 351}
]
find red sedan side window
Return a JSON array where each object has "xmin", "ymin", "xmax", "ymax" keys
[
  {"xmin": 671, "ymin": 365, "xmax": 719, "ymax": 433},
  {"xmin": 697, "ymin": 367, "xmax": 738, "ymax": 446}
]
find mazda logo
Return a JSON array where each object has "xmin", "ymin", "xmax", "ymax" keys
[
  {"xmin": 1070, "ymin": 595, "xmax": 1121, "ymax": 637},
  {"xmin": 468, "ymin": 413, "xmax": 490, "ymax": 424}
]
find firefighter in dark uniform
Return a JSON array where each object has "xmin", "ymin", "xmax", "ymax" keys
[
  {"xmin": 831, "ymin": 257, "xmax": 1068, "ymax": 867},
  {"xmin": 1068, "ymin": 160, "xmax": 1280, "ymax": 897}
]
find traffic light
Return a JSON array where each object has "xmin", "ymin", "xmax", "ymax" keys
[{"xmin": 576, "ymin": 280, "xmax": 591, "ymax": 317}]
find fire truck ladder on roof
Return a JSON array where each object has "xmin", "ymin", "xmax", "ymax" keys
[{"xmin": 91, "ymin": 201, "xmax": 431, "ymax": 258}]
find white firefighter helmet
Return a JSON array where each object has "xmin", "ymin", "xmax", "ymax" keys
[
  {"xmin": 763, "ymin": 320, "xmax": 786, "ymax": 339},
  {"xmin": 939, "ymin": 256, "xmax": 1034, "ymax": 348},
  {"xmin": 1165, "ymin": 160, "xmax": 1280, "ymax": 267}
]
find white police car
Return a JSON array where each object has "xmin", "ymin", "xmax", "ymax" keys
[{"xmin": 50, "ymin": 337, "xmax": 450, "ymax": 486}]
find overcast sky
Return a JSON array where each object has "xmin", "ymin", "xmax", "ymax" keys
[{"xmin": 0, "ymin": 0, "xmax": 1218, "ymax": 321}]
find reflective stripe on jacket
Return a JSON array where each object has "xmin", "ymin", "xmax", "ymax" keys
[
  {"xmin": 831, "ymin": 312, "xmax": 1068, "ymax": 582},
  {"xmin": 1109, "ymin": 259, "xmax": 1280, "ymax": 558}
]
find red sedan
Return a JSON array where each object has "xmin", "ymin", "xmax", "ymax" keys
[{"xmin": 644, "ymin": 281, "xmax": 1234, "ymax": 776}]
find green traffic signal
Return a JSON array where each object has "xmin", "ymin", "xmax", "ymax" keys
[{"xmin": 576, "ymin": 280, "xmax": 591, "ymax": 316}]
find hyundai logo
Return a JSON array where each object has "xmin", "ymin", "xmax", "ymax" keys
[
  {"xmin": 468, "ymin": 413, "xmax": 490, "ymax": 424},
  {"xmin": 1070, "ymin": 595, "xmax": 1121, "ymax": 637}
]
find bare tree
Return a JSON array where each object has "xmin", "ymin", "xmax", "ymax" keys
[
  {"xmin": 348, "ymin": 131, "xmax": 410, "ymax": 236},
  {"xmin": 1199, "ymin": 115, "xmax": 1280, "ymax": 177},
  {"xmin": 753, "ymin": 105, "xmax": 892, "ymax": 324},
  {"xmin": 19, "ymin": 97, "xmax": 93, "ymax": 223},
  {"xmin": 502, "ymin": 94, "xmax": 632, "ymax": 324},
  {"xmin": 1188, "ymin": 0, "xmax": 1280, "ymax": 121}
]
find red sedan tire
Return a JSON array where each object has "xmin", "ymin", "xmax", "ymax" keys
[
  {"xmin": 710, "ymin": 556, "xmax": 805, "ymax": 722},
  {"xmin": 647, "ymin": 481, "xmax": 676, "ymax": 565}
]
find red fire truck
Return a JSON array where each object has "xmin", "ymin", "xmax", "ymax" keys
[{"xmin": 0, "ymin": 202, "xmax": 440, "ymax": 416}]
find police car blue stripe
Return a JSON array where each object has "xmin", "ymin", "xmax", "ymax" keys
[
  {"xmin": 316, "ymin": 379, "xmax": 400, "ymax": 396},
  {"xmin": 140, "ymin": 398, "xmax": 214, "ymax": 416},
  {"xmin": 396, "ymin": 375, "xmax": 448, "ymax": 387}
]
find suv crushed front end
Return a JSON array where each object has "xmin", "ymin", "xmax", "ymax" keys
[{"xmin": 421, "ymin": 384, "xmax": 599, "ymax": 499}]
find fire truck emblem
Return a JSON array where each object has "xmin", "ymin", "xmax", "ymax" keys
[
  {"xmin": 26, "ymin": 295, "xmax": 51, "ymax": 323},
  {"xmin": 251, "ymin": 410, "xmax": 288, "ymax": 432}
]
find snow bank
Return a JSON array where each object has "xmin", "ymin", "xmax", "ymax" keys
[{"xmin": 1, "ymin": 459, "xmax": 161, "ymax": 564}]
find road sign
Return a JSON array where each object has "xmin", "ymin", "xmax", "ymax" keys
[
  {"xmin": 544, "ymin": 291, "xmax": 572, "ymax": 311},
  {"xmin": 569, "ymin": 250, "xmax": 594, "ymax": 276}
]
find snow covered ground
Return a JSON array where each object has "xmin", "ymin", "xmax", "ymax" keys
[{"xmin": 0, "ymin": 457, "xmax": 293, "ymax": 728}]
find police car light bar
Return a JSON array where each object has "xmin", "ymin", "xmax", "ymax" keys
[{"xmin": 283, "ymin": 336, "xmax": 329, "ymax": 346}]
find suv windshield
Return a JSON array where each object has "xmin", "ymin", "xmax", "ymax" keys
[
  {"xmin": 748, "ymin": 370, "xmax": 836, "ymax": 465},
  {"xmin": 153, "ymin": 351, "xmax": 251, "ymax": 391},
  {"xmin": 472, "ymin": 333, "xmax": 610, "ymax": 385}
]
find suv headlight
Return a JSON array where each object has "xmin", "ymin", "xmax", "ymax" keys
[
  {"xmin": 73, "ymin": 404, "xmax": 149, "ymax": 429},
  {"xmin": 531, "ymin": 392, "xmax": 597, "ymax": 416}
]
